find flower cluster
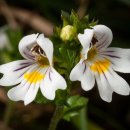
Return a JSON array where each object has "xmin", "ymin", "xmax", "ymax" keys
[{"xmin": 0, "ymin": 22, "xmax": 130, "ymax": 105}]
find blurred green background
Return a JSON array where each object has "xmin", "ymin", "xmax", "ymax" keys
[{"xmin": 0, "ymin": 0, "xmax": 130, "ymax": 130}]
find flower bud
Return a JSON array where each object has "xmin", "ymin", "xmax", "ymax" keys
[{"xmin": 60, "ymin": 25, "xmax": 76, "ymax": 41}]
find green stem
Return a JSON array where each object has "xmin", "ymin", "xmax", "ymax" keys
[
  {"xmin": 48, "ymin": 105, "xmax": 64, "ymax": 130},
  {"xmin": 79, "ymin": 107, "xmax": 88, "ymax": 130}
]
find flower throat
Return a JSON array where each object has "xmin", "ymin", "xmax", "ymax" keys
[{"xmin": 31, "ymin": 45, "xmax": 49, "ymax": 66}]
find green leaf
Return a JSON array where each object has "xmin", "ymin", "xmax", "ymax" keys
[
  {"xmin": 63, "ymin": 95, "xmax": 88, "ymax": 121},
  {"xmin": 53, "ymin": 26, "xmax": 62, "ymax": 37},
  {"xmin": 70, "ymin": 10, "xmax": 80, "ymax": 29},
  {"xmin": 61, "ymin": 10, "xmax": 70, "ymax": 26},
  {"xmin": 67, "ymin": 95, "xmax": 88, "ymax": 107},
  {"xmin": 81, "ymin": 15, "xmax": 89, "ymax": 24},
  {"xmin": 61, "ymin": 10, "xmax": 70, "ymax": 20},
  {"xmin": 89, "ymin": 19, "xmax": 98, "ymax": 27},
  {"xmin": 58, "ymin": 47, "xmax": 78, "ymax": 72},
  {"xmin": 55, "ymin": 89, "xmax": 68, "ymax": 106},
  {"xmin": 64, "ymin": 111, "xmax": 79, "ymax": 121}
]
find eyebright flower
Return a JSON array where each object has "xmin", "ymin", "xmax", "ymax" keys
[
  {"xmin": 70, "ymin": 25, "xmax": 130, "ymax": 102},
  {"xmin": 0, "ymin": 34, "xmax": 67, "ymax": 105}
]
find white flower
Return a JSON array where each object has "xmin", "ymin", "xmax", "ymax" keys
[
  {"xmin": 70, "ymin": 25, "xmax": 130, "ymax": 102},
  {"xmin": 0, "ymin": 34, "xmax": 67, "ymax": 105}
]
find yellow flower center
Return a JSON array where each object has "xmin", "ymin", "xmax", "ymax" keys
[
  {"xmin": 24, "ymin": 71, "xmax": 45, "ymax": 83},
  {"xmin": 82, "ymin": 37, "xmax": 110, "ymax": 74},
  {"xmin": 87, "ymin": 47, "xmax": 97, "ymax": 61},
  {"xmin": 37, "ymin": 56, "xmax": 49, "ymax": 68},
  {"xmin": 90, "ymin": 58, "xmax": 111, "ymax": 74}
]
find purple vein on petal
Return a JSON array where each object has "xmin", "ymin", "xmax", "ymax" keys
[
  {"xmin": 14, "ymin": 65, "xmax": 31, "ymax": 72},
  {"xmin": 98, "ymin": 33, "xmax": 105, "ymax": 41},
  {"xmin": 98, "ymin": 40, "xmax": 109, "ymax": 50},
  {"xmin": 49, "ymin": 71, "xmax": 52, "ymax": 81},
  {"xmin": 26, "ymin": 46, "xmax": 30, "ymax": 51},
  {"xmin": 83, "ymin": 63, "xmax": 86, "ymax": 74},
  {"xmin": 24, "ymin": 51, "xmax": 34, "ymax": 58},
  {"xmin": 105, "ymin": 50, "xmax": 115, "ymax": 53},
  {"xmin": 104, "ymin": 54, "xmax": 120, "ymax": 59},
  {"xmin": 20, "ymin": 62, "xmax": 33, "ymax": 65},
  {"xmin": 18, "ymin": 67, "xmax": 31, "ymax": 78},
  {"xmin": 23, "ymin": 51, "xmax": 35, "ymax": 60},
  {"xmin": 99, "ymin": 52, "xmax": 120, "ymax": 59},
  {"xmin": 97, "ymin": 38, "xmax": 108, "ymax": 50}
]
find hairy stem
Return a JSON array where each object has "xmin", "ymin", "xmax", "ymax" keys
[
  {"xmin": 48, "ymin": 105, "xmax": 64, "ymax": 130},
  {"xmin": 79, "ymin": 107, "xmax": 88, "ymax": 130}
]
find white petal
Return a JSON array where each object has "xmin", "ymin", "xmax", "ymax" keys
[
  {"xmin": 19, "ymin": 34, "xmax": 38, "ymax": 60},
  {"xmin": 0, "ymin": 60, "xmax": 33, "ymax": 86},
  {"xmin": 7, "ymin": 80, "xmax": 30, "ymax": 101},
  {"xmin": 70, "ymin": 60, "xmax": 85, "ymax": 81},
  {"xmin": 105, "ymin": 47, "xmax": 130, "ymax": 73},
  {"xmin": 95, "ymin": 73, "xmax": 113, "ymax": 102},
  {"xmin": 94, "ymin": 25, "xmax": 113, "ymax": 50},
  {"xmin": 40, "ymin": 80, "xmax": 55, "ymax": 100},
  {"xmin": 24, "ymin": 82, "xmax": 39, "ymax": 105},
  {"xmin": 105, "ymin": 68, "xmax": 130, "ymax": 95},
  {"xmin": 40, "ymin": 67, "xmax": 67, "ymax": 100},
  {"xmin": 37, "ymin": 34, "xmax": 53, "ymax": 65},
  {"xmin": 81, "ymin": 67, "xmax": 95, "ymax": 91},
  {"xmin": 7, "ymin": 64, "xmax": 44, "ymax": 105},
  {"xmin": 78, "ymin": 29, "xmax": 93, "ymax": 49}
]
